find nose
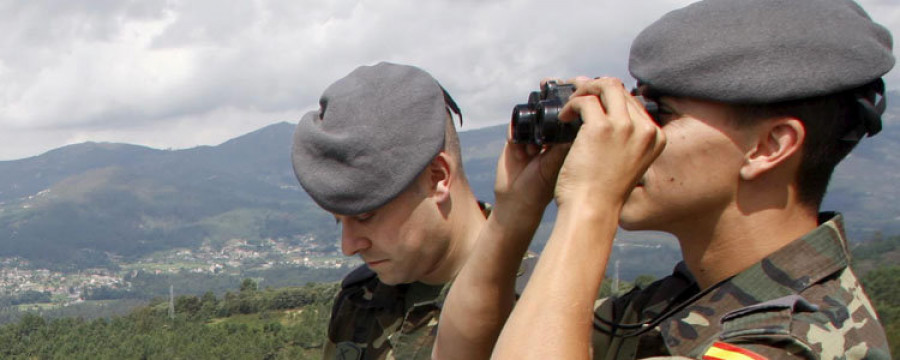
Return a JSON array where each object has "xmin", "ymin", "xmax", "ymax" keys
[{"xmin": 340, "ymin": 222, "xmax": 372, "ymax": 256}]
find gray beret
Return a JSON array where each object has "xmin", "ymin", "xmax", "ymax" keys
[
  {"xmin": 629, "ymin": 0, "xmax": 895, "ymax": 103},
  {"xmin": 292, "ymin": 62, "xmax": 456, "ymax": 215}
]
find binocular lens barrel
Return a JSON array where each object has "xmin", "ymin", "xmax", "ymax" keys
[{"xmin": 512, "ymin": 104, "xmax": 538, "ymax": 144}]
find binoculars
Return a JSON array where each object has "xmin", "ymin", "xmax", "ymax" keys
[{"xmin": 511, "ymin": 81, "xmax": 659, "ymax": 145}]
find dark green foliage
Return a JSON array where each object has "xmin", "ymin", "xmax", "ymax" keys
[
  {"xmin": 10, "ymin": 290, "xmax": 52, "ymax": 305},
  {"xmin": 859, "ymin": 266, "xmax": 900, "ymax": 355},
  {"xmin": 852, "ymin": 233, "xmax": 900, "ymax": 355},
  {"xmin": 241, "ymin": 278, "xmax": 259, "ymax": 293},
  {"xmin": 632, "ymin": 274, "xmax": 657, "ymax": 289},
  {"xmin": 82, "ymin": 286, "xmax": 130, "ymax": 301},
  {"xmin": 0, "ymin": 281, "xmax": 339, "ymax": 359}
]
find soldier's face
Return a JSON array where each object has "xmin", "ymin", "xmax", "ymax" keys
[
  {"xmin": 619, "ymin": 96, "xmax": 751, "ymax": 234},
  {"xmin": 334, "ymin": 172, "xmax": 449, "ymax": 285}
]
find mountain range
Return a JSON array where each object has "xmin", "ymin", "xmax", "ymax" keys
[
  {"xmin": 0, "ymin": 124, "xmax": 332, "ymax": 270},
  {"xmin": 0, "ymin": 91, "xmax": 897, "ymax": 271}
]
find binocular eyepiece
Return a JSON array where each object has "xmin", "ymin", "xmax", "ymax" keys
[{"xmin": 511, "ymin": 81, "xmax": 659, "ymax": 145}]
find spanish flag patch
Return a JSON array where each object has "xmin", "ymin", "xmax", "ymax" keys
[{"xmin": 702, "ymin": 342, "xmax": 768, "ymax": 360}]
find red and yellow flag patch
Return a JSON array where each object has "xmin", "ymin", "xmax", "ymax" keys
[{"xmin": 702, "ymin": 342, "xmax": 768, "ymax": 360}]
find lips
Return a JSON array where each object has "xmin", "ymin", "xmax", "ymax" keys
[{"xmin": 366, "ymin": 259, "xmax": 389, "ymax": 267}]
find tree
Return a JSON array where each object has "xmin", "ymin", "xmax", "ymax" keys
[{"xmin": 240, "ymin": 278, "xmax": 258, "ymax": 293}]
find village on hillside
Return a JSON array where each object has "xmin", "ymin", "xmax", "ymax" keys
[{"xmin": 0, "ymin": 235, "xmax": 354, "ymax": 307}]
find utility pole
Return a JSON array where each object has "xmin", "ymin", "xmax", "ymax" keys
[
  {"xmin": 612, "ymin": 260, "xmax": 620, "ymax": 295},
  {"xmin": 169, "ymin": 284, "xmax": 175, "ymax": 320}
]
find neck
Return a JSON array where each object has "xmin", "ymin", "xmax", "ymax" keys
[
  {"xmin": 674, "ymin": 201, "xmax": 818, "ymax": 290},
  {"xmin": 419, "ymin": 187, "xmax": 485, "ymax": 285}
]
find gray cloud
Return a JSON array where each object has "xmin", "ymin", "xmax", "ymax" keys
[{"xmin": 0, "ymin": 0, "xmax": 897, "ymax": 160}]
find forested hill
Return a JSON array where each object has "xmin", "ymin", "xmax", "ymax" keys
[
  {"xmin": 0, "ymin": 91, "xmax": 897, "ymax": 271},
  {"xmin": 0, "ymin": 123, "xmax": 336, "ymax": 270}
]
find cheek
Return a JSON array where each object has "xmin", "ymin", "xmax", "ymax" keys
[
  {"xmin": 646, "ymin": 141, "xmax": 689, "ymax": 188},
  {"xmin": 391, "ymin": 218, "xmax": 430, "ymax": 253},
  {"xmin": 650, "ymin": 134, "xmax": 736, "ymax": 191}
]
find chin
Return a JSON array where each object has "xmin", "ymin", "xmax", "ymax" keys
[
  {"xmin": 619, "ymin": 219, "xmax": 648, "ymax": 231},
  {"xmin": 618, "ymin": 210, "xmax": 658, "ymax": 231},
  {"xmin": 375, "ymin": 273, "xmax": 414, "ymax": 286},
  {"xmin": 376, "ymin": 276, "xmax": 404, "ymax": 286},
  {"xmin": 618, "ymin": 207, "xmax": 643, "ymax": 229},
  {"xmin": 378, "ymin": 279, "xmax": 402, "ymax": 286}
]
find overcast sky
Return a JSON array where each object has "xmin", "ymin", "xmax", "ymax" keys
[{"xmin": 1, "ymin": 0, "xmax": 898, "ymax": 161}]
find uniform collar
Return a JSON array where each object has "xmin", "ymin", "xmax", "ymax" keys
[
  {"xmin": 661, "ymin": 212, "xmax": 851, "ymax": 356},
  {"xmin": 727, "ymin": 212, "xmax": 849, "ymax": 295}
]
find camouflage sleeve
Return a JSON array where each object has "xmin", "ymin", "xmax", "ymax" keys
[
  {"xmin": 592, "ymin": 296, "xmax": 617, "ymax": 352},
  {"xmin": 592, "ymin": 290, "xmax": 656, "ymax": 359},
  {"xmin": 321, "ymin": 265, "xmax": 395, "ymax": 360},
  {"xmin": 321, "ymin": 285, "xmax": 350, "ymax": 360},
  {"xmin": 592, "ymin": 267, "xmax": 695, "ymax": 360}
]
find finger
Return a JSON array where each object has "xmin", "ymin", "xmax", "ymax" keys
[
  {"xmin": 568, "ymin": 76, "xmax": 593, "ymax": 89},
  {"xmin": 570, "ymin": 76, "xmax": 625, "ymax": 95},
  {"xmin": 506, "ymin": 121, "xmax": 527, "ymax": 159},
  {"xmin": 623, "ymin": 92, "xmax": 651, "ymax": 128},
  {"xmin": 539, "ymin": 143, "xmax": 571, "ymax": 186},
  {"xmin": 575, "ymin": 78, "xmax": 631, "ymax": 127},
  {"xmin": 653, "ymin": 125, "xmax": 667, "ymax": 158},
  {"xmin": 622, "ymin": 93, "xmax": 666, "ymax": 156},
  {"xmin": 560, "ymin": 94, "xmax": 605, "ymax": 125}
]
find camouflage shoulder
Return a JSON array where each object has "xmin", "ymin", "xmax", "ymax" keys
[
  {"xmin": 792, "ymin": 268, "xmax": 891, "ymax": 359},
  {"xmin": 711, "ymin": 294, "xmax": 820, "ymax": 358},
  {"xmin": 715, "ymin": 289, "xmax": 891, "ymax": 360},
  {"xmin": 341, "ymin": 264, "xmax": 377, "ymax": 289}
]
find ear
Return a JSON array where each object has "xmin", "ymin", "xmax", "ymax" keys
[
  {"xmin": 427, "ymin": 152, "xmax": 453, "ymax": 204},
  {"xmin": 740, "ymin": 117, "xmax": 805, "ymax": 181}
]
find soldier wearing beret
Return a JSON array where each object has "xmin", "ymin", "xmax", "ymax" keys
[
  {"xmin": 292, "ymin": 62, "xmax": 534, "ymax": 360},
  {"xmin": 435, "ymin": 0, "xmax": 893, "ymax": 359}
]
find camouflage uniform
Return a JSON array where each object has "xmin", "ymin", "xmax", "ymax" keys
[
  {"xmin": 323, "ymin": 257, "xmax": 537, "ymax": 360},
  {"xmin": 322, "ymin": 266, "xmax": 445, "ymax": 360},
  {"xmin": 323, "ymin": 203, "xmax": 537, "ymax": 360},
  {"xmin": 592, "ymin": 213, "xmax": 891, "ymax": 359}
]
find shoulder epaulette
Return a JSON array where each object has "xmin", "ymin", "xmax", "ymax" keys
[
  {"xmin": 719, "ymin": 294, "xmax": 819, "ymax": 341},
  {"xmin": 341, "ymin": 264, "xmax": 377, "ymax": 289}
]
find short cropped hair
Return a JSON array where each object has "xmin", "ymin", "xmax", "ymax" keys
[{"xmin": 731, "ymin": 80, "xmax": 883, "ymax": 208}]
